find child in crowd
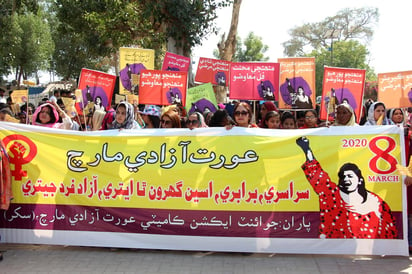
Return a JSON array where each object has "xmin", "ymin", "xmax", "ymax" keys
[
  {"xmin": 280, "ymin": 111, "xmax": 297, "ymax": 129},
  {"xmin": 299, "ymin": 110, "xmax": 318, "ymax": 129},
  {"xmin": 262, "ymin": 111, "xmax": 280, "ymax": 129},
  {"xmin": 258, "ymin": 101, "xmax": 277, "ymax": 128}
]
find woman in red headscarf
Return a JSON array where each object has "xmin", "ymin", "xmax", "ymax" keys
[{"xmin": 258, "ymin": 101, "xmax": 277, "ymax": 128}]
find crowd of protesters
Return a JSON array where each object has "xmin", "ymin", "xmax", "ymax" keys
[
  {"xmin": 0, "ymin": 88, "xmax": 410, "ymax": 160},
  {"xmin": 1, "ymin": 87, "xmax": 411, "ymax": 133}
]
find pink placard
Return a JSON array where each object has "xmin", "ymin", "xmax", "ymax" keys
[
  {"xmin": 162, "ymin": 52, "xmax": 190, "ymax": 72},
  {"xmin": 229, "ymin": 62, "xmax": 280, "ymax": 101}
]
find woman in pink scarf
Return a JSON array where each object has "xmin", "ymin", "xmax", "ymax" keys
[{"xmin": 32, "ymin": 102, "xmax": 74, "ymax": 130}]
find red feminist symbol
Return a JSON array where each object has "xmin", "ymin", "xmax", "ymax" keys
[{"xmin": 3, "ymin": 134, "xmax": 37, "ymax": 181}]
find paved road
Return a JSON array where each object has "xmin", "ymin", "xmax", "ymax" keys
[{"xmin": 0, "ymin": 244, "xmax": 411, "ymax": 274}]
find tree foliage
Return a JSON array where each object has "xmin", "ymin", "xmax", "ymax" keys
[
  {"xmin": 233, "ymin": 32, "xmax": 269, "ymax": 62},
  {"xmin": 282, "ymin": 7, "xmax": 379, "ymax": 96},
  {"xmin": 50, "ymin": 0, "xmax": 121, "ymax": 79},
  {"xmin": 142, "ymin": 0, "xmax": 232, "ymax": 55},
  {"xmin": 308, "ymin": 40, "xmax": 375, "ymax": 96},
  {"xmin": 214, "ymin": 31, "xmax": 269, "ymax": 62},
  {"xmin": 1, "ymin": 0, "xmax": 231, "ymax": 83},
  {"xmin": 282, "ymin": 7, "xmax": 379, "ymax": 57},
  {"xmin": 51, "ymin": 0, "xmax": 231, "ymax": 79},
  {"xmin": 0, "ymin": 0, "xmax": 41, "ymax": 79},
  {"xmin": 7, "ymin": 11, "xmax": 54, "ymax": 85}
]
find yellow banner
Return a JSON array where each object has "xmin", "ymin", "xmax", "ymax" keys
[{"xmin": 0, "ymin": 124, "xmax": 404, "ymax": 213}]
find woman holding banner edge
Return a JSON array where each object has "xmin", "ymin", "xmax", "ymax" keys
[{"xmin": 232, "ymin": 102, "xmax": 258, "ymax": 128}]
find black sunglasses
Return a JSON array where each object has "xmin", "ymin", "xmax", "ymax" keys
[{"xmin": 234, "ymin": 111, "xmax": 248, "ymax": 116}]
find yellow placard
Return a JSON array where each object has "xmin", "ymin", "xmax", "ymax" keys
[{"xmin": 11, "ymin": 89, "xmax": 29, "ymax": 104}]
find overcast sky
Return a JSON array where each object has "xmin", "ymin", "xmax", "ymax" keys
[{"xmin": 192, "ymin": 0, "xmax": 412, "ymax": 74}]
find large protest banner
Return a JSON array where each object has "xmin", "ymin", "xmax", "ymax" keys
[
  {"xmin": 378, "ymin": 71, "xmax": 412, "ymax": 108},
  {"xmin": 278, "ymin": 57, "xmax": 316, "ymax": 110},
  {"xmin": 0, "ymin": 123, "xmax": 407, "ymax": 256}
]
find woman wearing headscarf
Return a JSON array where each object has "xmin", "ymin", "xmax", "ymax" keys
[
  {"xmin": 32, "ymin": 102, "xmax": 74, "ymax": 130},
  {"xmin": 364, "ymin": 101, "xmax": 394, "ymax": 126},
  {"xmin": 258, "ymin": 101, "xmax": 277, "ymax": 128},
  {"xmin": 387, "ymin": 107, "xmax": 411, "ymax": 173},
  {"xmin": 186, "ymin": 111, "xmax": 208, "ymax": 130},
  {"xmin": 387, "ymin": 108, "xmax": 407, "ymax": 126},
  {"xmin": 106, "ymin": 101, "xmax": 141, "ymax": 130},
  {"xmin": 333, "ymin": 103, "xmax": 358, "ymax": 126}
]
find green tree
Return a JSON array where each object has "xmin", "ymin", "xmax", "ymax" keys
[
  {"xmin": 50, "ymin": 0, "xmax": 121, "ymax": 79},
  {"xmin": 9, "ymin": 11, "xmax": 54, "ymax": 86},
  {"xmin": 0, "ymin": 0, "xmax": 41, "ymax": 81},
  {"xmin": 307, "ymin": 40, "xmax": 375, "ymax": 96},
  {"xmin": 51, "ymin": 0, "xmax": 231, "ymax": 79},
  {"xmin": 214, "ymin": 32, "xmax": 269, "ymax": 62},
  {"xmin": 233, "ymin": 32, "xmax": 269, "ymax": 62},
  {"xmin": 282, "ymin": 7, "xmax": 379, "ymax": 96},
  {"xmin": 282, "ymin": 7, "xmax": 379, "ymax": 57}
]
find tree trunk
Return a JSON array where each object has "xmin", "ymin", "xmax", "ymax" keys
[
  {"xmin": 17, "ymin": 66, "xmax": 23, "ymax": 89},
  {"xmin": 215, "ymin": 0, "xmax": 242, "ymax": 103},
  {"xmin": 218, "ymin": 0, "xmax": 242, "ymax": 62},
  {"xmin": 167, "ymin": 36, "xmax": 196, "ymax": 88},
  {"xmin": 167, "ymin": 37, "xmax": 185, "ymax": 56}
]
